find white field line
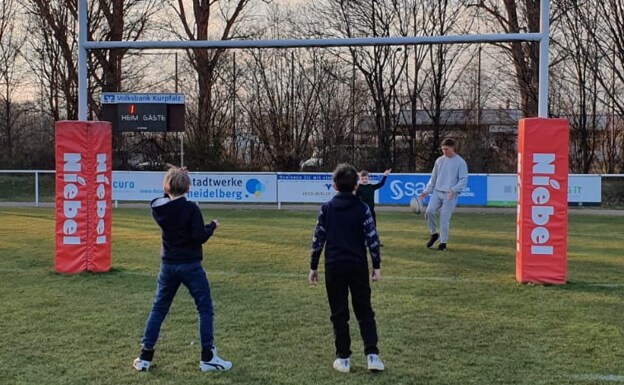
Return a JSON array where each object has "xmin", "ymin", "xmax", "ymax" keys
[
  {"xmin": 571, "ymin": 374, "xmax": 624, "ymax": 382},
  {"xmin": 1, "ymin": 267, "xmax": 623, "ymax": 287},
  {"xmin": 0, "ymin": 267, "xmax": 471, "ymax": 282}
]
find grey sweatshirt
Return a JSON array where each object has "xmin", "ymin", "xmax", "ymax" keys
[{"xmin": 425, "ymin": 154, "xmax": 468, "ymax": 195}]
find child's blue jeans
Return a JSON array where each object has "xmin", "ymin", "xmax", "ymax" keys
[{"xmin": 141, "ymin": 261, "xmax": 214, "ymax": 351}]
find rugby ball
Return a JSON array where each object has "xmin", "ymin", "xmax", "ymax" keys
[{"xmin": 409, "ymin": 197, "xmax": 423, "ymax": 214}]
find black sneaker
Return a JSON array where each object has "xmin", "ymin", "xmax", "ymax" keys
[
  {"xmin": 437, "ymin": 243, "xmax": 447, "ymax": 251},
  {"xmin": 426, "ymin": 233, "xmax": 439, "ymax": 248}
]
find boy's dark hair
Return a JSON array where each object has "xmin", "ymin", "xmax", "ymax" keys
[
  {"xmin": 163, "ymin": 166, "xmax": 191, "ymax": 196},
  {"xmin": 359, "ymin": 170, "xmax": 370, "ymax": 177},
  {"xmin": 333, "ymin": 164, "xmax": 359, "ymax": 192},
  {"xmin": 441, "ymin": 138, "xmax": 456, "ymax": 147}
]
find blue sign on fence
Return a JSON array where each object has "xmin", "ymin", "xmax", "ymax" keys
[{"xmin": 377, "ymin": 174, "xmax": 487, "ymax": 206}]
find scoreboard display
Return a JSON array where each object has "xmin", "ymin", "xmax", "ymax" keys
[
  {"xmin": 100, "ymin": 93, "xmax": 185, "ymax": 132},
  {"xmin": 117, "ymin": 103, "xmax": 168, "ymax": 132}
]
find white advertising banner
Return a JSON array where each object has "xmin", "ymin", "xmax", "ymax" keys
[
  {"xmin": 112, "ymin": 171, "xmax": 277, "ymax": 202},
  {"xmin": 277, "ymin": 173, "xmax": 336, "ymax": 203},
  {"xmin": 486, "ymin": 175, "xmax": 518, "ymax": 207},
  {"xmin": 567, "ymin": 174, "xmax": 602, "ymax": 204},
  {"xmin": 487, "ymin": 174, "xmax": 601, "ymax": 206},
  {"xmin": 110, "ymin": 171, "xmax": 602, "ymax": 206}
]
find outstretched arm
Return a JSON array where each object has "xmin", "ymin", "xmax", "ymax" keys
[{"xmin": 372, "ymin": 169, "xmax": 391, "ymax": 191}]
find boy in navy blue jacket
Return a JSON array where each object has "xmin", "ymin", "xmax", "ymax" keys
[
  {"xmin": 133, "ymin": 166, "xmax": 232, "ymax": 372},
  {"xmin": 309, "ymin": 163, "xmax": 385, "ymax": 373}
]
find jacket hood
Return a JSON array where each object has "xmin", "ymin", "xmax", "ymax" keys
[
  {"xmin": 151, "ymin": 196, "xmax": 185, "ymax": 228},
  {"xmin": 330, "ymin": 192, "xmax": 361, "ymax": 210}
]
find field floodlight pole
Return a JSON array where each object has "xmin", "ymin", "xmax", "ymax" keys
[{"xmin": 538, "ymin": 0, "xmax": 550, "ymax": 118}]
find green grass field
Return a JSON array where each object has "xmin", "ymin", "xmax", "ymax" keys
[{"xmin": 0, "ymin": 207, "xmax": 623, "ymax": 385}]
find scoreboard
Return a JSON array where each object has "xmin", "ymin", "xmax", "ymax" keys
[{"xmin": 100, "ymin": 93, "xmax": 185, "ymax": 132}]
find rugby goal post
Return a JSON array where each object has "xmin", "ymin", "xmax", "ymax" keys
[{"xmin": 74, "ymin": 0, "xmax": 567, "ymax": 284}]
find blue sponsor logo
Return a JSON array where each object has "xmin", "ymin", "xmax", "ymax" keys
[
  {"xmin": 245, "ymin": 178, "xmax": 265, "ymax": 198},
  {"xmin": 378, "ymin": 175, "xmax": 487, "ymax": 206}
]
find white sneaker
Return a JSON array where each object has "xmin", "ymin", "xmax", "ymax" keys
[
  {"xmin": 332, "ymin": 357, "xmax": 350, "ymax": 373},
  {"xmin": 132, "ymin": 358, "xmax": 151, "ymax": 371},
  {"xmin": 199, "ymin": 348, "xmax": 232, "ymax": 372},
  {"xmin": 367, "ymin": 354, "xmax": 384, "ymax": 371}
]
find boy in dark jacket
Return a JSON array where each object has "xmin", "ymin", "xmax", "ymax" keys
[
  {"xmin": 133, "ymin": 166, "xmax": 232, "ymax": 372},
  {"xmin": 356, "ymin": 168, "xmax": 391, "ymax": 226},
  {"xmin": 309, "ymin": 164, "xmax": 385, "ymax": 373}
]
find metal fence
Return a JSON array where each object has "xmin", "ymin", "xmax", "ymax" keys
[{"xmin": 0, "ymin": 170, "xmax": 623, "ymax": 208}]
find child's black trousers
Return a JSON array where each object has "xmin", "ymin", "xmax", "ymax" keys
[{"xmin": 324, "ymin": 263, "xmax": 379, "ymax": 358}]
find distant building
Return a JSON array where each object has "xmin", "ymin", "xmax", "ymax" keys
[{"xmin": 396, "ymin": 108, "xmax": 522, "ymax": 133}]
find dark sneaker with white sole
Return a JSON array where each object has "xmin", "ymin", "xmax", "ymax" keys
[
  {"xmin": 132, "ymin": 347, "xmax": 154, "ymax": 371},
  {"xmin": 133, "ymin": 358, "xmax": 151, "ymax": 371},
  {"xmin": 426, "ymin": 233, "xmax": 439, "ymax": 248},
  {"xmin": 437, "ymin": 243, "xmax": 447, "ymax": 251}
]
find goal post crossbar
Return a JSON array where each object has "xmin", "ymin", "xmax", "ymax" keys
[{"xmin": 83, "ymin": 33, "xmax": 543, "ymax": 50}]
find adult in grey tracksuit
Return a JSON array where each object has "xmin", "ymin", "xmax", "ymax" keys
[{"xmin": 419, "ymin": 138, "xmax": 468, "ymax": 251}]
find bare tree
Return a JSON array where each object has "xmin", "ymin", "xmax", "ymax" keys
[
  {"xmin": 24, "ymin": 0, "xmax": 163, "ymax": 117},
  {"xmin": 550, "ymin": 0, "xmax": 602, "ymax": 173},
  {"xmin": 23, "ymin": 0, "xmax": 164, "ymax": 170},
  {"xmin": 468, "ymin": 0, "xmax": 541, "ymax": 117},
  {"xmin": 0, "ymin": 0, "xmax": 26, "ymax": 167},
  {"xmin": 242, "ymin": 48, "xmax": 330, "ymax": 171},
  {"xmin": 454, "ymin": 45, "xmax": 518, "ymax": 173},
  {"xmin": 25, "ymin": 0, "xmax": 80, "ymax": 121},
  {"xmin": 590, "ymin": 0, "xmax": 624, "ymax": 172},
  {"xmin": 312, "ymin": 0, "xmax": 411, "ymax": 170},
  {"xmin": 90, "ymin": 1, "xmax": 163, "ymax": 100},
  {"xmin": 418, "ymin": 0, "xmax": 472, "ymax": 170},
  {"xmin": 401, "ymin": 0, "xmax": 432, "ymax": 172},
  {"xmin": 169, "ymin": 0, "xmax": 257, "ymax": 169}
]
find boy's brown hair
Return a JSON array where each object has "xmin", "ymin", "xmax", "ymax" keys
[
  {"xmin": 163, "ymin": 166, "xmax": 191, "ymax": 196},
  {"xmin": 441, "ymin": 138, "xmax": 456, "ymax": 147},
  {"xmin": 333, "ymin": 163, "xmax": 359, "ymax": 192},
  {"xmin": 359, "ymin": 170, "xmax": 370, "ymax": 177}
]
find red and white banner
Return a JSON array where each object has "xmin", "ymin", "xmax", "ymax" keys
[
  {"xmin": 55, "ymin": 121, "xmax": 112, "ymax": 273},
  {"xmin": 86, "ymin": 123, "xmax": 112, "ymax": 272},
  {"xmin": 516, "ymin": 118, "xmax": 569, "ymax": 284}
]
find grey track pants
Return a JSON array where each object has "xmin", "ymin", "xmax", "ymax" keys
[{"xmin": 425, "ymin": 190, "xmax": 457, "ymax": 243}]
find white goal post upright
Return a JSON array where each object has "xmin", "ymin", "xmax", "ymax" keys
[{"xmin": 77, "ymin": 0, "xmax": 551, "ymax": 120}]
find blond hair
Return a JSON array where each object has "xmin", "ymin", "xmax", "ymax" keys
[{"xmin": 163, "ymin": 166, "xmax": 190, "ymax": 196}]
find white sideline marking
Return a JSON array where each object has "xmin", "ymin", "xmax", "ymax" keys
[
  {"xmin": 572, "ymin": 374, "xmax": 624, "ymax": 382},
  {"xmin": 1, "ymin": 267, "xmax": 623, "ymax": 287},
  {"xmin": 0, "ymin": 267, "xmax": 473, "ymax": 282}
]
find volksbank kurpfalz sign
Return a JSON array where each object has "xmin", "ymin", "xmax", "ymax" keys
[
  {"xmin": 100, "ymin": 93, "xmax": 186, "ymax": 132},
  {"xmin": 101, "ymin": 93, "xmax": 185, "ymax": 104},
  {"xmin": 378, "ymin": 174, "xmax": 487, "ymax": 206}
]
